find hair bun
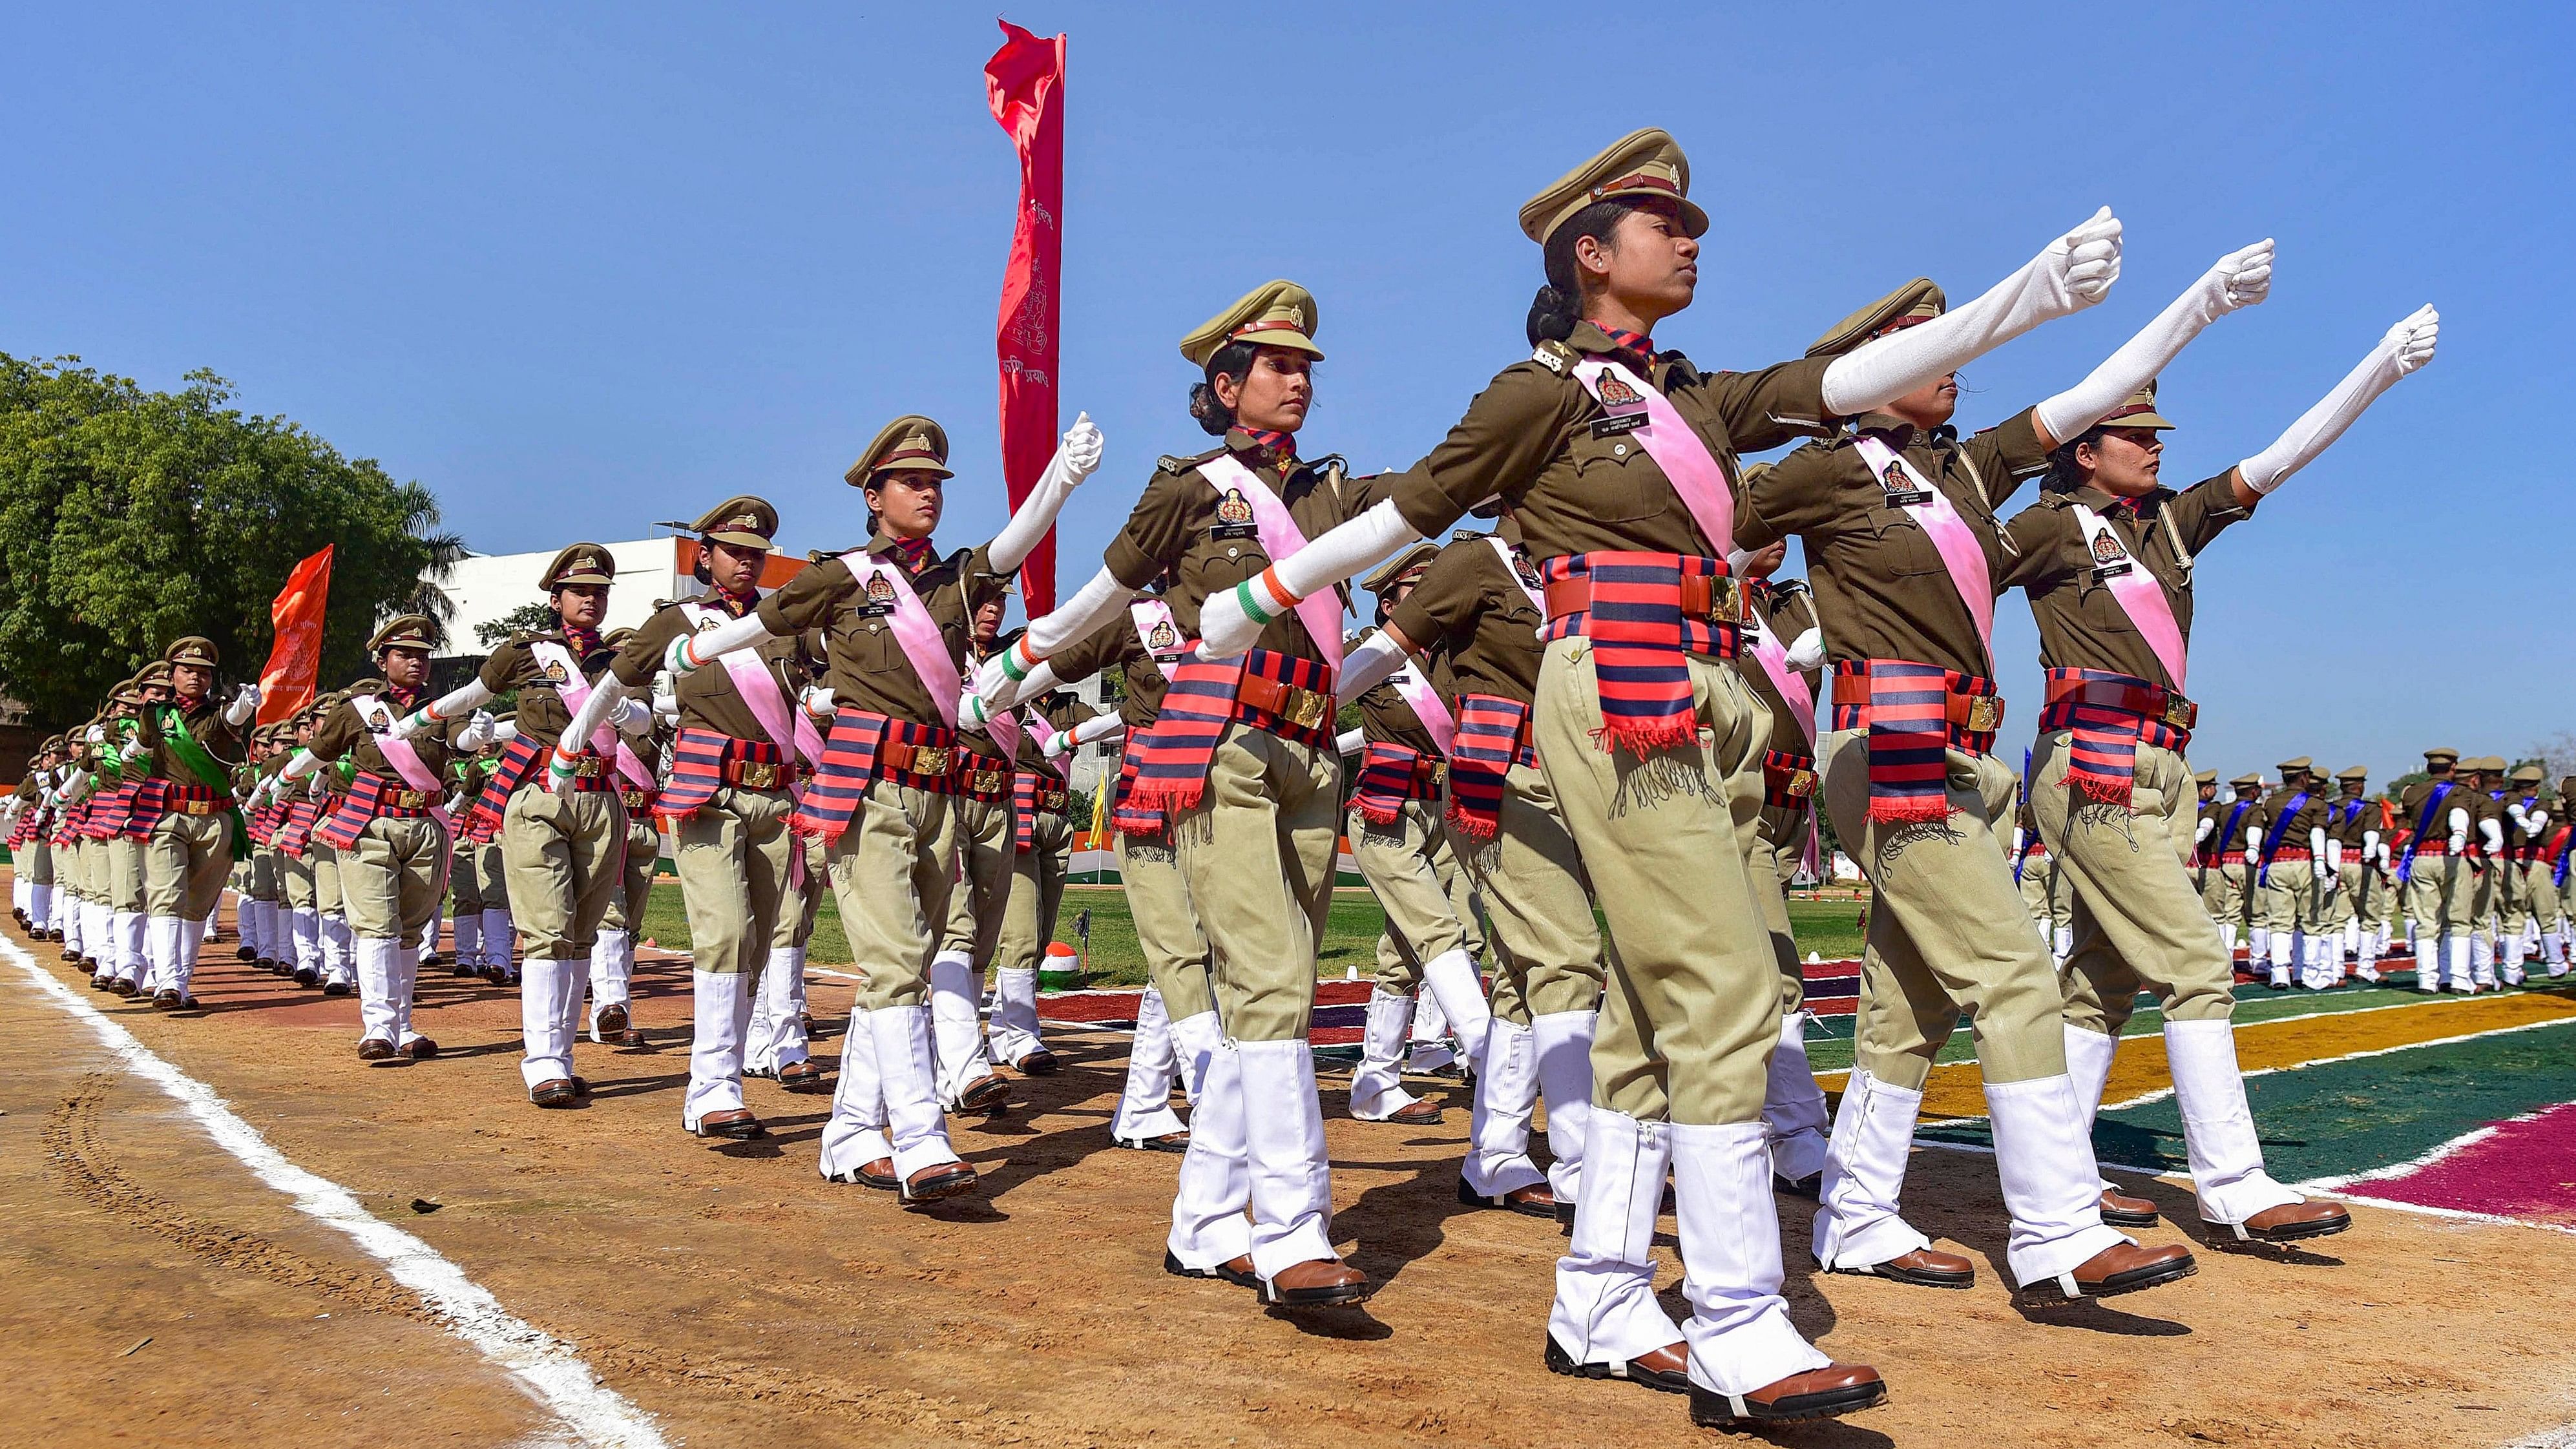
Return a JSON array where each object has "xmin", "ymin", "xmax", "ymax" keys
[
  {"xmin": 1188, "ymin": 381, "xmax": 1231, "ymax": 437},
  {"xmin": 1526, "ymin": 284, "xmax": 1578, "ymax": 347}
]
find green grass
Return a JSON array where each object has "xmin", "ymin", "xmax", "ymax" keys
[{"xmin": 627, "ymin": 879, "xmax": 1870, "ymax": 987}]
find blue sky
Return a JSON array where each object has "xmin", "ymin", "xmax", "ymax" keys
[{"xmin": 7, "ymin": 2, "xmax": 2569, "ymax": 782}]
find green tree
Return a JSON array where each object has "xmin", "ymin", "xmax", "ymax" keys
[
  {"xmin": 0, "ymin": 354, "xmax": 461, "ymax": 724},
  {"xmin": 475, "ymin": 601, "xmax": 557, "ymax": 649}
]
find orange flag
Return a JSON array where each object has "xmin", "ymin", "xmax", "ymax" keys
[{"xmin": 258, "ymin": 546, "xmax": 333, "ymax": 725}]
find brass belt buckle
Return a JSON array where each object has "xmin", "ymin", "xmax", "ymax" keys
[
  {"xmin": 1787, "ymin": 767, "xmax": 1817, "ymax": 798},
  {"xmin": 1963, "ymin": 696, "xmax": 2004, "ymax": 733},
  {"xmin": 1708, "ymin": 576, "xmax": 1744, "ymax": 624},
  {"xmin": 2161, "ymin": 696, "xmax": 2197, "ymax": 730},
  {"xmin": 906, "ymin": 745, "xmax": 950, "ymax": 777},
  {"xmin": 737, "ymin": 760, "xmax": 780, "ymax": 789},
  {"xmin": 1283, "ymin": 686, "xmax": 1330, "ymax": 731}
]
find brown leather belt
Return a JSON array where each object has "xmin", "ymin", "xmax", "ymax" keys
[
  {"xmin": 882, "ymin": 741, "xmax": 954, "ymax": 776},
  {"xmin": 725, "ymin": 758, "xmax": 791, "ymax": 789},
  {"xmin": 1543, "ymin": 573, "xmax": 1743, "ymax": 624},
  {"xmin": 2043, "ymin": 673, "xmax": 2196, "ymax": 731},
  {"xmin": 1236, "ymin": 671, "xmax": 1334, "ymax": 731}
]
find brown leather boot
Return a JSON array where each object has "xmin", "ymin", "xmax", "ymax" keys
[
  {"xmin": 1544, "ymin": 1331, "xmax": 1690, "ymax": 1394},
  {"xmin": 2099, "ymin": 1185, "xmax": 2159, "ymax": 1227},
  {"xmin": 2214, "ymin": 1200, "xmax": 2351, "ymax": 1244},
  {"xmin": 1833, "ymin": 1246, "xmax": 1974, "ymax": 1289},
  {"xmin": 2048, "ymin": 1240, "xmax": 2196, "ymax": 1298},
  {"xmin": 1690, "ymin": 1364, "xmax": 1887, "ymax": 1426},
  {"xmin": 1260, "ymin": 1258, "xmax": 1370, "ymax": 1308}
]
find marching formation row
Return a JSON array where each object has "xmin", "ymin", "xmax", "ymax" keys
[{"xmin": 5, "ymin": 127, "xmax": 2459, "ymax": 1430}]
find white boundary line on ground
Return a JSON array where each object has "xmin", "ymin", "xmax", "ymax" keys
[{"xmin": 2, "ymin": 935, "xmax": 669, "ymax": 1449}]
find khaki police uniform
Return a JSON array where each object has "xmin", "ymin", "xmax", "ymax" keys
[
  {"xmin": 136, "ymin": 638, "xmax": 247, "ymax": 1003},
  {"xmin": 2249, "ymin": 760, "xmax": 2332, "ymax": 984},
  {"xmin": 2396, "ymin": 750, "xmax": 2474, "ymax": 988}
]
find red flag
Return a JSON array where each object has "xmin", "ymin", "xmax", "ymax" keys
[
  {"xmin": 258, "ymin": 545, "xmax": 333, "ymax": 725},
  {"xmin": 986, "ymin": 19, "xmax": 1066, "ymax": 613}
]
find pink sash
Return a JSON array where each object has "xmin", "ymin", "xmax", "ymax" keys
[
  {"xmin": 1199, "ymin": 453, "xmax": 1344, "ymax": 674},
  {"xmin": 1387, "ymin": 660, "xmax": 1457, "ymax": 756},
  {"xmin": 1743, "ymin": 627, "xmax": 1818, "ymax": 747},
  {"xmin": 1025, "ymin": 713, "xmax": 1060, "ymax": 774},
  {"xmin": 1572, "ymin": 355, "xmax": 1735, "ymax": 556},
  {"xmin": 2069, "ymin": 501, "xmax": 2189, "ymax": 691},
  {"xmin": 350, "ymin": 694, "xmax": 452, "ymax": 828},
  {"xmin": 682, "ymin": 603, "xmax": 824, "ymax": 889},
  {"xmin": 839, "ymin": 552, "xmax": 965, "ymax": 729},
  {"xmin": 681, "ymin": 603, "xmax": 824, "ymax": 766},
  {"xmin": 1852, "ymin": 435, "xmax": 1995, "ymax": 663},
  {"xmin": 1130, "ymin": 599, "xmax": 1188, "ymax": 663},
  {"xmin": 1487, "ymin": 536, "xmax": 1544, "ymax": 616},
  {"xmin": 529, "ymin": 641, "xmax": 656, "ymax": 791}
]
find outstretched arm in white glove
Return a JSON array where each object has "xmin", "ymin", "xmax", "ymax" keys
[
  {"xmin": 979, "ymin": 567, "xmax": 1136, "ymax": 710},
  {"xmin": 1197, "ymin": 499, "xmax": 1422, "ymax": 660},
  {"xmin": 553, "ymin": 678, "xmax": 633, "ymax": 780},
  {"xmin": 2234, "ymin": 306, "xmax": 2438, "ymax": 500},
  {"xmin": 397, "ymin": 678, "xmax": 494, "ymax": 740},
  {"xmin": 224, "ymin": 682, "xmax": 262, "ymax": 728},
  {"xmin": 1820, "ymin": 207, "xmax": 2124, "ymax": 418},
  {"xmin": 2033, "ymin": 240, "xmax": 2273, "ymax": 448},
  {"xmin": 986, "ymin": 413, "xmax": 1104, "ymax": 576},
  {"xmin": 1335, "ymin": 629, "xmax": 1412, "ymax": 705}
]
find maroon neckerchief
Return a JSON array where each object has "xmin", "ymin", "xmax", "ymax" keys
[
  {"xmin": 1593, "ymin": 324, "xmax": 1656, "ymax": 364},
  {"xmin": 886, "ymin": 536, "xmax": 935, "ymax": 573},
  {"xmin": 711, "ymin": 583, "xmax": 758, "ymax": 616},
  {"xmin": 560, "ymin": 623, "xmax": 602, "ymax": 658},
  {"xmin": 1234, "ymin": 428, "xmax": 1296, "ymax": 469}
]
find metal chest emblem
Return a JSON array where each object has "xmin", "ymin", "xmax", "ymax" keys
[
  {"xmin": 1878, "ymin": 460, "xmax": 1931, "ymax": 508},
  {"xmin": 1211, "ymin": 486, "xmax": 1258, "ymax": 540},
  {"xmin": 2089, "ymin": 528, "xmax": 2133, "ymax": 579},
  {"xmin": 1147, "ymin": 619, "xmax": 1178, "ymax": 652},
  {"xmin": 1595, "ymin": 371, "xmax": 1643, "ymax": 408}
]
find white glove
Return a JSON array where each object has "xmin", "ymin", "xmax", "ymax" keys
[
  {"xmin": 2195, "ymin": 816, "xmax": 2215, "ymax": 844},
  {"xmin": 542, "ymin": 745, "xmax": 581, "ymax": 795},
  {"xmin": 454, "ymin": 710, "xmax": 499, "ymax": 753},
  {"xmin": 1335, "ymin": 631, "xmax": 1408, "ymax": 705},
  {"xmin": 1334, "ymin": 727, "xmax": 1367, "ymax": 756},
  {"xmin": 958, "ymin": 691, "xmax": 991, "ymax": 732},
  {"xmin": 2034, "ymin": 239, "xmax": 2272, "ymax": 444},
  {"xmin": 800, "ymin": 684, "xmax": 836, "ymax": 718},
  {"xmin": 1783, "ymin": 626, "xmax": 1826, "ymax": 672},
  {"xmin": 1068, "ymin": 713, "xmax": 1126, "ymax": 751},
  {"xmin": 1200, "ymin": 499, "xmax": 1418, "ymax": 660},
  {"xmin": 983, "ymin": 567, "xmax": 1136, "ymax": 710},
  {"xmin": 652, "ymin": 674, "xmax": 680, "ymax": 720},
  {"xmin": 1821, "ymin": 207, "xmax": 2124, "ymax": 416},
  {"xmin": 118, "ymin": 739, "xmax": 149, "ymax": 763},
  {"xmin": 85, "ymin": 724, "xmax": 105, "ymax": 743},
  {"xmin": 1040, "ymin": 729, "xmax": 1075, "ymax": 761},
  {"xmin": 2239, "ymin": 306, "xmax": 2438, "ymax": 494},
  {"xmin": 307, "ymin": 773, "xmax": 332, "ymax": 802},
  {"xmin": 610, "ymin": 697, "xmax": 655, "ymax": 738},
  {"xmin": 224, "ymin": 682, "xmax": 262, "ymax": 727},
  {"xmin": 989, "ymin": 411, "xmax": 1105, "ymax": 576}
]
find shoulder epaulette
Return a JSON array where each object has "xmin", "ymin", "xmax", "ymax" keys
[
  {"xmin": 1449, "ymin": 527, "xmax": 1488, "ymax": 543},
  {"xmin": 1158, "ymin": 446, "xmax": 1224, "ymax": 475},
  {"xmin": 1531, "ymin": 340, "xmax": 1576, "ymax": 375},
  {"xmin": 1772, "ymin": 578, "xmax": 1811, "ymax": 598}
]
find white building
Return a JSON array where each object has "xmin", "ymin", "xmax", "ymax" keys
[{"xmin": 430, "ymin": 537, "xmax": 1118, "ymax": 799}]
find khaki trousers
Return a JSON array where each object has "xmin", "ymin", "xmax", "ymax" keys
[
  {"xmin": 938, "ymin": 791, "xmax": 1015, "ymax": 970},
  {"xmin": 772, "ymin": 853, "xmax": 824, "ymax": 951},
  {"xmin": 998, "ymin": 809, "xmax": 1074, "ymax": 975},
  {"xmin": 313, "ymin": 842, "xmax": 343, "ymax": 916},
  {"xmin": 23, "ymin": 837, "xmax": 51, "ymax": 887},
  {"xmin": 107, "ymin": 835, "xmax": 147, "ymax": 913},
  {"xmin": 825, "ymin": 778, "xmax": 956, "ymax": 1011},
  {"xmin": 2256, "ymin": 859, "xmax": 2320, "ymax": 934},
  {"xmin": 2467, "ymin": 857, "xmax": 2500, "ymax": 931},
  {"xmin": 1817, "ymin": 726, "xmax": 2067, "ymax": 1092},
  {"xmin": 448, "ymin": 837, "xmax": 485, "ymax": 913},
  {"xmin": 672, "ymin": 786, "xmax": 795, "ymax": 975},
  {"xmin": 474, "ymin": 840, "xmax": 509, "ymax": 908},
  {"xmin": 1116, "ymin": 828, "xmax": 1215, "ymax": 1023},
  {"xmin": 243, "ymin": 848, "xmax": 278, "ymax": 904},
  {"xmin": 1349, "ymin": 796, "xmax": 1482, "ymax": 989},
  {"xmin": 2019, "ymin": 850, "xmax": 2062, "ymax": 930},
  {"xmin": 600, "ymin": 810, "xmax": 662, "ymax": 935},
  {"xmin": 1169, "ymin": 723, "xmax": 1339, "ymax": 1045},
  {"xmin": 1536, "ymin": 636, "xmax": 1777, "ymax": 1125},
  {"xmin": 340, "ymin": 815, "xmax": 453, "ymax": 939},
  {"xmin": 2355, "ymin": 865, "xmax": 2398, "ymax": 932},
  {"xmin": 2525, "ymin": 860, "xmax": 2563, "ymax": 932},
  {"xmin": 499, "ymin": 786, "xmax": 625, "ymax": 962},
  {"xmin": 1447, "ymin": 760, "xmax": 1609, "ymax": 1025},
  {"xmin": 145, "ymin": 813, "xmax": 232, "ymax": 918},
  {"xmin": 1752, "ymin": 800, "xmax": 1816, "ymax": 1016},
  {"xmin": 2029, "ymin": 732, "xmax": 2236, "ymax": 1036},
  {"xmin": 280, "ymin": 848, "xmax": 315, "ymax": 911},
  {"xmin": 2405, "ymin": 853, "xmax": 2468, "ymax": 930}
]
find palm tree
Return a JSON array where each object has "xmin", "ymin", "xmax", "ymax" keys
[{"xmin": 384, "ymin": 483, "xmax": 468, "ymax": 650}]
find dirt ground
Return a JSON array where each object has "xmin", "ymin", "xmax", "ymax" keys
[{"xmin": 5, "ymin": 908, "xmax": 2573, "ymax": 1449}]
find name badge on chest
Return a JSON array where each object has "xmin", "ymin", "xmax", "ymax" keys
[{"xmin": 1589, "ymin": 410, "xmax": 1648, "ymax": 439}]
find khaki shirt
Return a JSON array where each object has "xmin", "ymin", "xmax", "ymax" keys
[
  {"xmin": 757, "ymin": 536, "xmax": 1007, "ymax": 729},
  {"xmin": 610, "ymin": 591, "xmax": 821, "ymax": 746},
  {"xmin": 136, "ymin": 696, "xmax": 244, "ymax": 784},
  {"xmin": 1385, "ymin": 534, "xmax": 1546, "ymax": 706},
  {"xmin": 1348, "ymin": 634, "xmax": 1458, "ymax": 756},
  {"xmin": 1738, "ymin": 409, "xmax": 2052, "ymax": 678},
  {"xmin": 1046, "ymin": 609, "xmax": 1182, "ymax": 731},
  {"xmin": 1103, "ymin": 433, "xmax": 1388, "ymax": 665},
  {"xmin": 1385, "ymin": 325, "xmax": 1834, "ymax": 563},
  {"xmin": 1733, "ymin": 577, "xmax": 1822, "ymax": 756},
  {"xmin": 2325, "ymin": 795, "xmax": 2380, "ymax": 849},
  {"xmin": 306, "ymin": 683, "xmax": 457, "ymax": 782},
  {"xmin": 2001, "ymin": 475, "xmax": 2251, "ymax": 692},
  {"xmin": 2396, "ymin": 777, "xmax": 2469, "ymax": 846},
  {"xmin": 479, "ymin": 629, "xmax": 618, "ymax": 753}
]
